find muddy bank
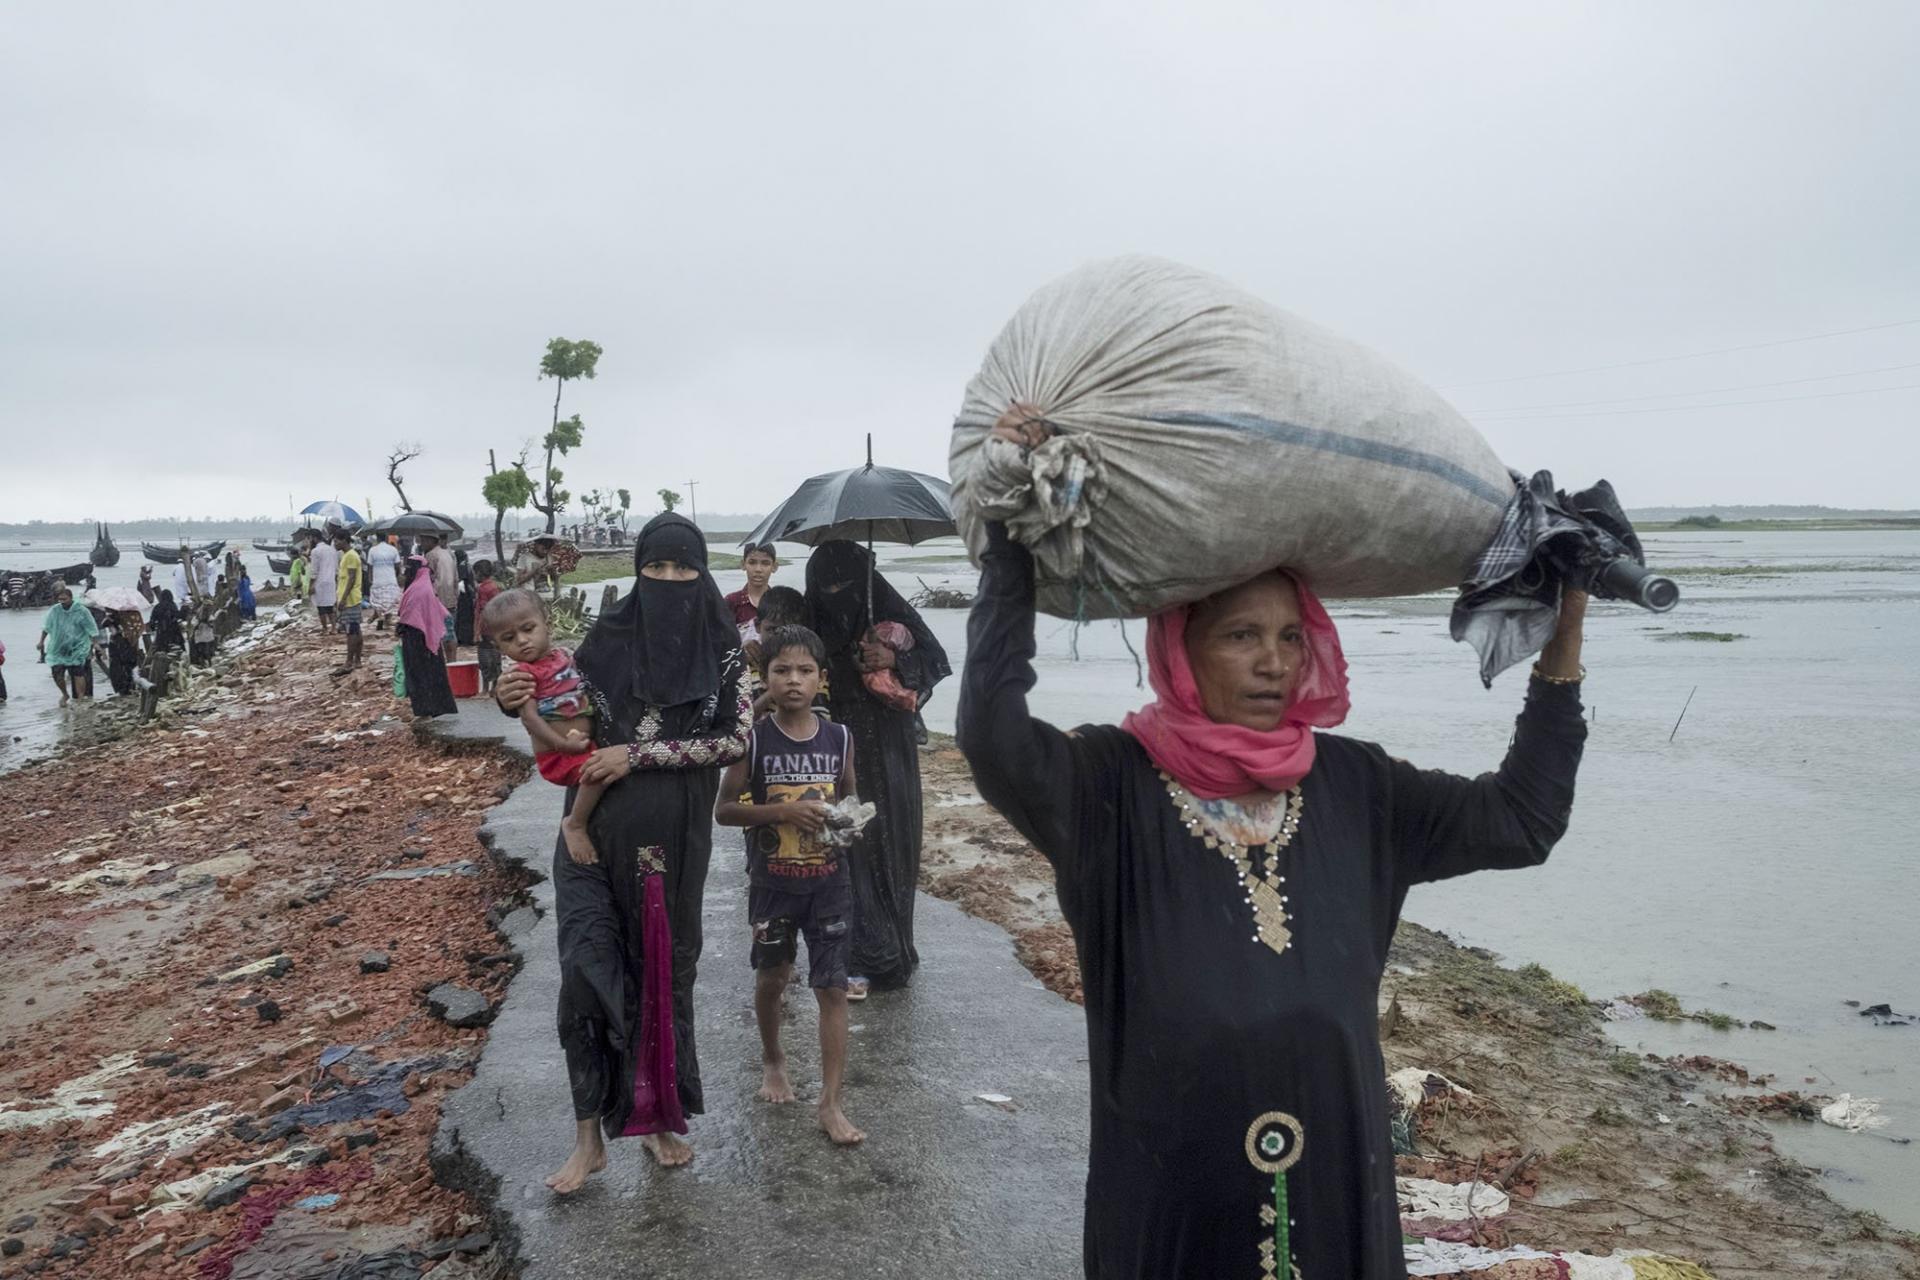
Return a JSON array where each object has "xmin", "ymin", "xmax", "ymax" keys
[
  {"xmin": 0, "ymin": 617, "xmax": 527, "ymax": 1279},
  {"xmin": 918, "ymin": 736, "xmax": 1920, "ymax": 1279}
]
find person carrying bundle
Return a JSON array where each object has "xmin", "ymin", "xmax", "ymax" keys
[{"xmin": 959, "ymin": 407, "xmax": 1590, "ymax": 1278}]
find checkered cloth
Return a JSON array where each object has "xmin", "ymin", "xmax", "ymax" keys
[{"xmin": 1450, "ymin": 471, "xmax": 1643, "ymax": 687}]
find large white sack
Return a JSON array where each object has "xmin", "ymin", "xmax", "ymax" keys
[{"xmin": 949, "ymin": 256, "xmax": 1515, "ymax": 619}]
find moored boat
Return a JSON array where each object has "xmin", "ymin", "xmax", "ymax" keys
[{"xmin": 142, "ymin": 540, "xmax": 227, "ymax": 564}]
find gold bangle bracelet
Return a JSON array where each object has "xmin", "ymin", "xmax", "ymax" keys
[{"xmin": 1531, "ymin": 663, "xmax": 1585, "ymax": 685}]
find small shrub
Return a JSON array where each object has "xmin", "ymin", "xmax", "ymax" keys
[
  {"xmin": 1672, "ymin": 1164, "xmax": 1705, "ymax": 1185},
  {"xmin": 1590, "ymin": 1103, "xmax": 1629, "ymax": 1127},
  {"xmin": 1609, "ymin": 1052, "xmax": 1644, "ymax": 1078},
  {"xmin": 1634, "ymin": 989, "xmax": 1684, "ymax": 1021}
]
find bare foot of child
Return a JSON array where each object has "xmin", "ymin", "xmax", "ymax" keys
[
  {"xmin": 561, "ymin": 820, "xmax": 598, "ymax": 866},
  {"xmin": 544, "ymin": 1133, "xmax": 607, "ymax": 1194},
  {"xmin": 818, "ymin": 1103, "xmax": 866, "ymax": 1146},
  {"xmin": 641, "ymin": 1132, "xmax": 694, "ymax": 1167},
  {"xmin": 758, "ymin": 1061, "xmax": 797, "ymax": 1104}
]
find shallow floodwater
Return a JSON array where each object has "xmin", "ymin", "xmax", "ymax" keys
[{"xmin": 6, "ymin": 529, "xmax": 1916, "ymax": 1224}]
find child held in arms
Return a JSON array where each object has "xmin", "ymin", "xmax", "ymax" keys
[
  {"xmin": 481, "ymin": 588, "xmax": 604, "ymax": 865},
  {"xmin": 715, "ymin": 625, "xmax": 865, "ymax": 1146}
]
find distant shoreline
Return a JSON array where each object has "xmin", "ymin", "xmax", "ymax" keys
[{"xmin": 1639, "ymin": 518, "xmax": 1920, "ymax": 532}]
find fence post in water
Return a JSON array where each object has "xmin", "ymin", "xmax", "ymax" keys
[
  {"xmin": 1668, "ymin": 685, "xmax": 1698, "ymax": 743},
  {"xmin": 600, "ymin": 584, "xmax": 618, "ymax": 617}
]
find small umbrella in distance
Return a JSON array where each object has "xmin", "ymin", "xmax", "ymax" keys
[
  {"xmin": 743, "ymin": 434, "xmax": 955, "ymax": 617},
  {"xmin": 300, "ymin": 500, "xmax": 365, "ymax": 527}
]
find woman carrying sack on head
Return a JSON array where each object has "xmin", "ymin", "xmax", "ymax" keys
[{"xmin": 957, "ymin": 409, "xmax": 1588, "ymax": 1279}]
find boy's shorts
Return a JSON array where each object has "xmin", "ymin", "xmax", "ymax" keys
[
  {"xmin": 338, "ymin": 604, "xmax": 363, "ymax": 633},
  {"xmin": 54, "ymin": 664, "xmax": 90, "ymax": 682},
  {"xmin": 748, "ymin": 883, "xmax": 851, "ymax": 990},
  {"xmin": 537, "ymin": 749, "xmax": 591, "ymax": 788}
]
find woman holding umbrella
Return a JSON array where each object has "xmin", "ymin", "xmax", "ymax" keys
[
  {"xmin": 494, "ymin": 513, "xmax": 752, "ymax": 1191},
  {"xmin": 805, "ymin": 544, "xmax": 950, "ymax": 991}
]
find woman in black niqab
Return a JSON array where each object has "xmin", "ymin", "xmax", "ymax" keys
[
  {"xmin": 805, "ymin": 541, "xmax": 951, "ymax": 989},
  {"xmin": 498, "ymin": 512, "xmax": 751, "ymax": 1192}
]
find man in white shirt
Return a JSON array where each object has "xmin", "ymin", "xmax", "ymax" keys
[
  {"xmin": 309, "ymin": 533, "xmax": 341, "ymax": 633},
  {"xmin": 365, "ymin": 537, "xmax": 402, "ymax": 628}
]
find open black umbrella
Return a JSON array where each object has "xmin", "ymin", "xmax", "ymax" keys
[
  {"xmin": 743, "ymin": 435, "xmax": 955, "ymax": 616},
  {"xmin": 362, "ymin": 511, "xmax": 461, "ymax": 538}
]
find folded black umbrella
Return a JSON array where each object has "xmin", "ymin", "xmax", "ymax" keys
[{"xmin": 1452, "ymin": 472, "xmax": 1670, "ymax": 686}]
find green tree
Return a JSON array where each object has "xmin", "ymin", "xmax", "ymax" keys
[
  {"xmin": 534, "ymin": 338, "xmax": 603, "ymax": 533},
  {"xmin": 482, "ymin": 448, "xmax": 538, "ymax": 566},
  {"xmin": 615, "ymin": 487, "xmax": 632, "ymax": 533},
  {"xmin": 657, "ymin": 488, "xmax": 681, "ymax": 513}
]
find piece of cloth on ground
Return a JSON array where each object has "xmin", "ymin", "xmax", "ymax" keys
[{"xmin": 1397, "ymin": 1175, "xmax": 1512, "ymax": 1221}]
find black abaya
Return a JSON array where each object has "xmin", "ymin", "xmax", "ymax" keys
[
  {"xmin": 107, "ymin": 633, "xmax": 139, "ymax": 696},
  {"xmin": 957, "ymin": 529, "xmax": 1586, "ymax": 1280},
  {"xmin": 807, "ymin": 543, "xmax": 950, "ymax": 988},
  {"xmin": 554, "ymin": 657, "xmax": 751, "ymax": 1131},
  {"xmin": 548, "ymin": 513, "xmax": 751, "ymax": 1136},
  {"xmin": 398, "ymin": 624, "xmax": 457, "ymax": 717}
]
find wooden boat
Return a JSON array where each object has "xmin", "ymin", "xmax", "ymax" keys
[
  {"xmin": 90, "ymin": 523, "xmax": 121, "ymax": 567},
  {"xmin": 268, "ymin": 554, "xmax": 293, "ymax": 574},
  {"xmin": 142, "ymin": 540, "xmax": 227, "ymax": 564},
  {"xmin": 253, "ymin": 538, "xmax": 293, "ymax": 552},
  {"xmin": 0, "ymin": 563, "xmax": 93, "ymax": 608}
]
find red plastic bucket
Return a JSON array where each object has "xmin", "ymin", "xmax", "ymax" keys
[{"xmin": 446, "ymin": 659, "xmax": 481, "ymax": 699}]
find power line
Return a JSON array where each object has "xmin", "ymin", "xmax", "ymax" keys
[
  {"xmin": 1470, "ymin": 380, "xmax": 1920, "ymax": 420},
  {"xmin": 1439, "ymin": 318, "xmax": 1920, "ymax": 391},
  {"xmin": 1465, "ymin": 360, "xmax": 1920, "ymax": 416}
]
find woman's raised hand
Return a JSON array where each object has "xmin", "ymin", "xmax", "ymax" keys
[
  {"xmin": 579, "ymin": 746, "xmax": 631, "ymax": 787},
  {"xmin": 494, "ymin": 667, "xmax": 535, "ymax": 713},
  {"xmin": 992, "ymin": 400, "xmax": 1052, "ymax": 450}
]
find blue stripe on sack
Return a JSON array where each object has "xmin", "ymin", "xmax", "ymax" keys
[{"xmin": 1151, "ymin": 411, "xmax": 1510, "ymax": 507}]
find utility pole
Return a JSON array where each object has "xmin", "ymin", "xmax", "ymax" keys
[{"xmin": 685, "ymin": 479, "xmax": 699, "ymax": 527}]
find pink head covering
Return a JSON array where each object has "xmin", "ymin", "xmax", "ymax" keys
[
  {"xmin": 397, "ymin": 556, "xmax": 447, "ymax": 652},
  {"xmin": 1120, "ymin": 572, "xmax": 1350, "ymax": 799}
]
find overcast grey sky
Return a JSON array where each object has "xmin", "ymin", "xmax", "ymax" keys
[{"xmin": 3, "ymin": 1, "xmax": 1915, "ymax": 522}]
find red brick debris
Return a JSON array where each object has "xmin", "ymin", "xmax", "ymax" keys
[{"xmin": 0, "ymin": 622, "xmax": 530, "ymax": 1278}]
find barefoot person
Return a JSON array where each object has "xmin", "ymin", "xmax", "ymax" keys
[
  {"xmin": 715, "ymin": 625, "xmax": 864, "ymax": 1146},
  {"xmin": 38, "ymin": 587, "xmax": 98, "ymax": 704},
  {"xmin": 494, "ymin": 513, "xmax": 750, "ymax": 1193},
  {"xmin": 956, "ymin": 411, "xmax": 1590, "ymax": 1278},
  {"xmin": 805, "ymin": 543, "xmax": 950, "ymax": 993}
]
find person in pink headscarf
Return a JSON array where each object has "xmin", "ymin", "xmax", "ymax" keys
[
  {"xmin": 395, "ymin": 556, "xmax": 457, "ymax": 718},
  {"xmin": 957, "ymin": 407, "xmax": 1590, "ymax": 1280}
]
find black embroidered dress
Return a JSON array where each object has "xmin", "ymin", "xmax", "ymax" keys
[{"xmin": 956, "ymin": 529, "xmax": 1586, "ymax": 1279}]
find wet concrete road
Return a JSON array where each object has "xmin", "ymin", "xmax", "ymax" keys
[{"xmin": 425, "ymin": 702, "xmax": 1090, "ymax": 1278}]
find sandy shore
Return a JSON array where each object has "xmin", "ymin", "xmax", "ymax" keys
[
  {"xmin": 0, "ymin": 613, "xmax": 527, "ymax": 1278},
  {"xmin": 918, "ymin": 736, "xmax": 1920, "ymax": 1279}
]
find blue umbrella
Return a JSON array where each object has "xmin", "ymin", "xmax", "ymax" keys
[{"xmin": 300, "ymin": 500, "xmax": 364, "ymax": 527}]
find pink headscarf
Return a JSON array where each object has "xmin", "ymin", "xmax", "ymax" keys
[
  {"xmin": 1121, "ymin": 572, "xmax": 1350, "ymax": 799},
  {"xmin": 396, "ymin": 556, "xmax": 447, "ymax": 652}
]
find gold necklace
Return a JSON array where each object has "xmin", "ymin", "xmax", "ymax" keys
[{"xmin": 1162, "ymin": 773, "xmax": 1305, "ymax": 957}]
